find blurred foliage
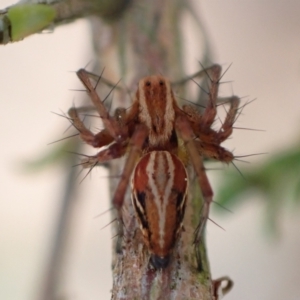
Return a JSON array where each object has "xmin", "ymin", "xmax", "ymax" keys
[
  {"xmin": 22, "ymin": 138, "xmax": 79, "ymax": 171},
  {"xmin": 214, "ymin": 143, "xmax": 300, "ymax": 233}
]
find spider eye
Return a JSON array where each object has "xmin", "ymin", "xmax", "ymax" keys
[
  {"xmin": 145, "ymin": 81, "xmax": 151, "ymax": 87},
  {"xmin": 159, "ymin": 80, "xmax": 164, "ymax": 86}
]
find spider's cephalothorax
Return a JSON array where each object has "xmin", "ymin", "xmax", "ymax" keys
[
  {"xmin": 68, "ymin": 65, "xmax": 240, "ymax": 268},
  {"xmin": 136, "ymin": 76, "xmax": 177, "ymax": 149}
]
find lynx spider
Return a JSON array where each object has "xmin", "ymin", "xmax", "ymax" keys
[{"xmin": 68, "ymin": 65, "xmax": 240, "ymax": 268}]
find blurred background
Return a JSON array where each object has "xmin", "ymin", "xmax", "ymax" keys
[{"xmin": 1, "ymin": 1, "xmax": 300, "ymax": 299}]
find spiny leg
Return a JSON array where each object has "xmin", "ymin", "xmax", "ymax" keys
[
  {"xmin": 193, "ymin": 140, "xmax": 234, "ymax": 164},
  {"xmin": 111, "ymin": 124, "xmax": 148, "ymax": 241},
  {"xmin": 69, "ymin": 69, "xmax": 131, "ymax": 148},
  {"xmin": 112, "ymin": 124, "xmax": 148, "ymax": 211},
  {"xmin": 73, "ymin": 69, "xmax": 149, "ymax": 213},
  {"xmin": 172, "ymin": 64, "xmax": 221, "ymax": 88},
  {"xmin": 180, "ymin": 64, "xmax": 222, "ymax": 140},
  {"xmin": 79, "ymin": 142, "xmax": 128, "ymax": 168},
  {"xmin": 68, "ymin": 107, "xmax": 114, "ymax": 147},
  {"xmin": 201, "ymin": 64, "xmax": 222, "ymax": 127},
  {"xmin": 175, "ymin": 115, "xmax": 213, "ymax": 244},
  {"xmin": 76, "ymin": 68, "xmax": 127, "ymax": 142},
  {"xmin": 175, "ymin": 64, "xmax": 222, "ymax": 125},
  {"xmin": 217, "ymin": 95, "xmax": 240, "ymax": 142},
  {"xmin": 181, "ymin": 104, "xmax": 215, "ymax": 144},
  {"xmin": 180, "ymin": 104, "xmax": 235, "ymax": 163}
]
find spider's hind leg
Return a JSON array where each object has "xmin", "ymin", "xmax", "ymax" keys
[{"xmin": 175, "ymin": 115, "xmax": 213, "ymax": 245}]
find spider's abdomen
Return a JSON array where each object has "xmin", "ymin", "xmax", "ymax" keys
[{"xmin": 131, "ymin": 151, "xmax": 188, "ymax": 268}]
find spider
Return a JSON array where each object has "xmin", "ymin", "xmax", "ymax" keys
[{"xmin": 68, "ymin": 65, "xmax": 240, "ymax": 269}]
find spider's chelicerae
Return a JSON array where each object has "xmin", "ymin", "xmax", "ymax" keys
[{"xmin": 68, "ymin": 65, "xmax": 240, "ymax": 269}]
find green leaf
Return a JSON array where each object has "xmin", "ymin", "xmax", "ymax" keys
[
  {"xmin": 214, "ymin": 144, "xmax": 300, "ymax": 234},
  {"xmin": 7, "ymin": 4, "xmax": 56, "ymax": 41}
]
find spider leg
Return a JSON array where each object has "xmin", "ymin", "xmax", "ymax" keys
[
  {"xmin": 71, "ymin": 69, "xmax": 146, "ymax": 209},
  {"xmin": 194, "ymin": 140, "xmax": 234, "ymax": 164},
  {"xmin": 201, "ymin": 64, "xmax": 222, "ymax": 127},
  {"xmin": 112, "ymin": 124, "xmax": 148, "ymax": 210},
  {"xmin": 68, "ymin": 107, "xmax": 114, "ymax": 147},
  {"xmin": 79, "ymin": 142, "xmax": 128, "ymax": 168},
  {"xmin": 217, "ymin": 95, "xmax": 240, "ymax": 142},
  {"xmin": 77, "ymin": 68, "xmax": 127, "ymax": 142},
  {"xmin": 68, "ymin": 71, "xmax": 132, "ymax": 148},
  {"xmin": 111, "ymin": 124, "xmax": 148, "ymax": 240},
  {"xmin": 182, "ymin": 104, "xmax": 216, "ymax": 144},
  {"xmin": 175, "ymin": 115, "xmax": 213, "ymax": 244},
  {"xmin": 181, "ymin": 64, "xmax": 223, "ymax": 142},
  {"xmin": 113, "ymin": 124, "xmax": 148, "ymax": 210}
]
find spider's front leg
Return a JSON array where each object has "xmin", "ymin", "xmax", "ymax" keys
[
  {"xmin": 71, "ymin": 69, "xmax": 150, "ymax": 212},
  {"xmin": 68, "ymin": 69, "xmax": 129, "ymax": 149},
  {"xmin": 68, "ymin": 107, "xmax": 115, "ymax": 148},
  {"xmin": 68, "ymin": 105, "xmax": 130, "ymax": 170},
  {"xmin": 181, "ymin": 99, "xmax": 238, "ymax": 164},
  {"xmin": 200, "ymin": 64, "xmax": 222, "ymax": 127},
  {"xmin": 217, "ymin": 95, "xmax": 240, "ymax": 142},
  {"xmin": 68, "ymin": 68, "xmax": 134, "ymax": 165},
  {"xmin": 76, "ymin": 68, "xmax": 128, "ymax": 142},
  {"xmin": 199, "ymin": 64, "xmax": 241, "ymax": 145},
  {"xmin": 181, "ymin": 64, "xmax": 222, "ymax": 142}
]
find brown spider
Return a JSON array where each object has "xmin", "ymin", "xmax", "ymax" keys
[{"xmin": 68, "ymin": 65, "xmax": 240, "ymax": 269}]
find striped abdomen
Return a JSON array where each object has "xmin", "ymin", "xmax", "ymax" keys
[{"xmin": 131, "ymin": 151, "xmax": 188, "ymax": 269}]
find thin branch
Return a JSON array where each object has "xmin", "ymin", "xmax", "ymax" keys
[{"xmin": 0, "ymin": 0, "xmax": 131, "ymax": 45}]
